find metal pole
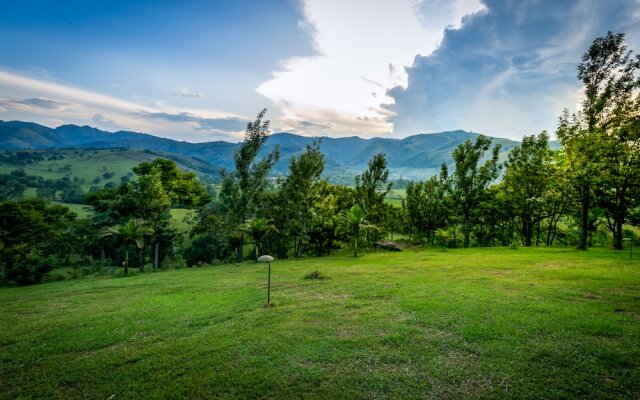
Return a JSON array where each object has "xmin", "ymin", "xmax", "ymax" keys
[{"xmin": 267, "ymin": 262, "xmax": 271, "ymax": 305}]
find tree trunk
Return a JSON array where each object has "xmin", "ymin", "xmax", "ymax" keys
[
  {"xmin": 578, "ymin": 185, "xmax": 589, "ymax": 250},
  {"xmin": 612, "ymin": 187, "xmax": 626, "ymax": 250},
  {"xmin": 139, "ymin": 247, "xmax": 144, "ymax": 272},
  {"xmin": 0, "ymin": 248, "xmax": 4, "ymax": 281},
  {"xmin": 354, "ymin": 234, "xmax": 359, "ymax": 257},
  {"xmin": 124, "ymin": 249, "xmax": 129, "ymax": 276},
  {"xmin": 463, "ymin": 211, "xmax": 470, "ymax": 248},
  {"xmin": 154, "ymin": 242, "xmax": 159, "ymax": 270},
  {"xmin": 614, "ymin": 214, "xmax": 624, "ymax": 250},
  {"xmin": 523, "ymin": 216, "xmax": 533, "ymax": 247}
]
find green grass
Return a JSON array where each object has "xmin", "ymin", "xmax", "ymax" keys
[
  {"xmin": 170, "ymin": 208, "xmax": 196, "ymax": 232},
  {"xmin": 0, "ymin": 149, "xmax": 169, "ymax": 192},
  {"xmin": 1, "ymin": 247, "xmax": 639, "ymax": 399},
  {"xmin": 385, "ymin": 188, "xmax": 405, "ymax": 207},
  {"xmin": 52, "ymin": 201, "xmax": 93, "ymax": 219}
]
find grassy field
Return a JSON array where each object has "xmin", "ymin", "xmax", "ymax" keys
[
  {"xmin": 0, "ymin": 149, "xmax": 156, "ymax": 191},
  {"xmin": 385, "ymin": 188, "xmax": 406, "ymax": 207},
  {"xmin": 1, "ymin": 247, "xmax": 639, "ymax": 399}
]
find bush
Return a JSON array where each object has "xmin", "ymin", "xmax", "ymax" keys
[
  {"xmin": 304, "ymin": 270, "xmax": 328, "ymax": 280},
  {"xmin": 7, "ymin": 254, "xmax": 56, "ymax": 285},
  {"xmin": 509, "ymin": 242, "xmax": 519, "ymax": 250},
  {"xmin": 167, "ymin": 256, "xmax": 187, "ymax": 269},
  {"xmin": 41, "ymin": 272, "xmax": 66, "ymax": 283}
]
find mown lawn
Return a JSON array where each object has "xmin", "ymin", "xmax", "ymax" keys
[{"xmin": 1, "ymin": 247, "xmax": 639, "ymax": 399}]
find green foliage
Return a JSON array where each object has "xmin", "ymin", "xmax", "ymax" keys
[
  {"xmin": 340, "ymin": 205, "xmax": 377, "ymax": 257},
  {"xmin": 281, "ymin": 142, "xmax": 325, "ymax": 257},
  {"xmin": 99, "ymin": 219, "xmax": 154, "ymax": 276},
  {"xmin": 355, "ymin": 153, "xmax": 392, "ymax": 228},
  {"xmin": 303, "ymin": 269, "xmax": 328, "ymax": 280},
  {"xmin": 449, "ymin": 135, "xmax": 502, "ymax": 248},
  {"xmin": 6, "ymin": 253, "xmax": 56, "ymax": 286},
  {"xmin": 0, "ymin": 198, "xmax": 77, "ymax": 284},
  {"xmin": 218, "ymin": 109, "xmax": 280, "ymax": 261},
  {"xmin": 502, "ymin": 131, "xmax": 557, "ymax": 246},
  {"xmin": 558, "ymin": 31, "xmax": 640, "ymax": 250}
]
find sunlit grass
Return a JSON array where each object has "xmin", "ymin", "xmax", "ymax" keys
[{"xmin": 1, "ymin": 247, "xmax": 638, "ymax": 399}]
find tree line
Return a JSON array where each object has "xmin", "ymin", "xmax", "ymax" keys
[{"xmin": 0, "ymin": 31, "xmax": 638, "ymax": 286}]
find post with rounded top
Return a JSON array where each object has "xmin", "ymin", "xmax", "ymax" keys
[{"xmin": 257, "ymin": 255, "xmax": 274, "ymax": 305}]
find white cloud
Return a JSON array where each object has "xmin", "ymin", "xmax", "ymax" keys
[
  {"xmin": 257, "ymin": 0, "xmax": 484, "ymax": 137},
  {"xmin": 175, "ymin": 87, "xmax": 202, "ymax": 98},
  {"xmin": 386, "ymin": 0, "xmax": 640, "ymax": 140},
  {"xmin": 0, "ymin": 69, "xmax": 248, "ymax": 141}
]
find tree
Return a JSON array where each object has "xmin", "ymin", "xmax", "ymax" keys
[
  {"xmin": 99, "ymin": 219, "xmax": 154, "ymax": 276},
  {"xmin": 243, "ymin": 217, "xmax": 278, "ymax": 260},
  {"xmin": 218, "ymin": 109, "xmax": 280, "ymax": 261},
  {"xmin": 340, "ymin": 205, "xmax": 375, "ymax": 257},
  {"xmin": 502, "ymin": 132, "xmax": 555, "ymax": 246},
  {"xmin": 133, "ymin": 158, "xmax": 210, "ymax": 208},
  {"xmin": 87, "ymin": 158, "xmax": 209, "ymax": 267},
  {"xmin": 281, "ymin": 142, "xmax": 325, "ymax": 257},
  {"xmin": 405, "ymin": 172, "xmax": 448, "ymax": 245},
  {"xmin": 558, "ymin": 32, "xmax": 640, "ymax": 249},
  {"xmin": 355, "ymin": 154, "xmax": 392, "ymax": 224},
  {"xmin": 449, "ymin": 135, "xmax": 501, "ymax": 248},
  {"xmin": 0, "ymin": 199, "xmax": 76, "ymax": 284}
]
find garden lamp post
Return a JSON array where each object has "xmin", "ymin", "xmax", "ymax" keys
[{"xmin": 257, "ymin": 255, "xmax": 274, "ymax": 305}]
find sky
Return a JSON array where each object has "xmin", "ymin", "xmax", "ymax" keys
[{"xmin": 0, "ymin": 0, "xmax": 638, "ymax": 142}]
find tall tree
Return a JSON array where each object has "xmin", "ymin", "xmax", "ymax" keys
[
  {"xmin": 449, "ymin": 135, "xmax": 501, "ymax": 248},
  {"xmin": 558, "ymin": 32, "xmax": 640, "ymax": 249},
  {"xmin": 218, "ymin": 109, "xmax": 280, "ymax": 262},
  {"xmin": 502, "ymin": 131, "xmax": 555, "ymax": 246},
  {"xmin": 355, "ymin": 154, "xmax": 392, "ymax": 244},
  {"xmin": 281, "ymin": 142, "xmax": 325, "ymax": 257}
]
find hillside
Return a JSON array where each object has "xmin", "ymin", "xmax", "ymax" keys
[
  {"xmin": 1, "ymin": 247, "xmax": 638, "ymax": 399},
  {"xmin": 0, "ymin": 120, "xmax": 525, "ymax": 180},
  {"xmin": 0, "ymin": 148, "xmax": 220, "ymax": 192}
]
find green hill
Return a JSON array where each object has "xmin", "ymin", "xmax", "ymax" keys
[
  {"xmin": 1, "ymin": 247, "xmax": 638, "ymax": 399},
  {"xmin": 1, "ymin": 120, "xmax": 532, "ymax": 180},
  {"xmin": 0, "ymin": 148, "xmax": 219, "ymax": 193}
]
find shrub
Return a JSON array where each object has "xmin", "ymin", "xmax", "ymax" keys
[
  {"xmin": 304, "ymin": 270, "xmax": 328, "ymax": 280},
  {"xmin": 509, "ymin": 242, "xmax": 519, "ymax": 250},
  {"xmin": 41, "ymin": 272, "xmax": 66, "ymax": 283},
  {"xmin": 7, "ymin": 254, "xmax": 56, "ymax": 285}
]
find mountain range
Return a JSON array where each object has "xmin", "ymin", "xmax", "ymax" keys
[{"xmin": 0, "ymin": 120, "xmax": 531, "ymax": 181}]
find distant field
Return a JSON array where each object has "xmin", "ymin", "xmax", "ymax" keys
[
  {"xmin": 22, "ymin": 200, "xmax": 195, "ymax": 232},
  {"xmin": 385, "ymin": 188, "xmax": 406, "ymax": 207},
  {"xmin": 53, "ymin": 201, "xmax": 93, "ymax": 219},
  {"xmin": 169, "ymin": 208, "xmax": 196, "ymax": 232},
  {"xmin": 1, "ymin": 247, "xmax": 638, "ymax": 399},
  {"xmin": 0, "ymin": 149, "xmax": 160, "ymax": 191}
]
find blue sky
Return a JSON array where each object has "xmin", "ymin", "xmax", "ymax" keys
[{"xmin": 0, "ymin": 0, "xmax": 638, "ymax": 141}]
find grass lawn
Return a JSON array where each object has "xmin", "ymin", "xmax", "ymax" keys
[{"xmin": 1, "ymin": 247, "xmax": 639, "ymax": 399}]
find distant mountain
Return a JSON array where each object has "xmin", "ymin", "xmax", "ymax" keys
[{"xmin": 0, "ymin": 120, "xmax": 535, "ymax": 180}]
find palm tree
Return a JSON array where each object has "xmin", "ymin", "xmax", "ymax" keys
[
  {"xmin": 99, "ymin": 219, "xmax": 154, "ymax": 276},
  {"xmin": 243, "ymin": 217, "xmax": 278, "ymax": 260},
  {"xmin": 341, "ymin": 205, "xmax": 375, "ymax": 257}
]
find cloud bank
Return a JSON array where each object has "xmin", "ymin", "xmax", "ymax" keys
[
  {"xmin": 385, "ymin": 0, "xmax": 640, "ymax": 139},
  {"xmin": 0, "ymin": 70, "xmax": 248, "ymax": 141},
  {"xmin": 258, "ymin": 0, "xmax": 484, "ymax": 137}
]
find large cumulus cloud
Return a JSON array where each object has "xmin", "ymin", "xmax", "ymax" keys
[{"xmin": 385, "ymin": 0, "xmax": 640, "ymax": 139}]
